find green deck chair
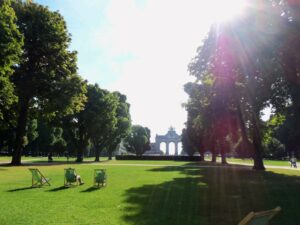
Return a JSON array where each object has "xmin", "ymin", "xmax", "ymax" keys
[
  {"xmin": 64, "ymin": 168, "xmax": 78, "ymax": 186},
  {"xmin": 94, "ymin": 169, "xmax": 107, "ymax": 187},
  {"xmin": 28, "ymin": 168, "xmax": 51, "ymax": 187},
  {"xmin": 238, "ymin": 207, "xmax": 281, "ymax": 225}
]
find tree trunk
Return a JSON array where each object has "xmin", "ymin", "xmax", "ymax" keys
[
  {"xmin": 211, "ymin": 150, "xmax": 217, "ymax": 163},
  {"xmin": 11, "ymin": 97, "xmax": 30, "ymax": 165},
  {"xmin": 95, "ymin": 150, "xmax": 100, "ymax": 162},
  {"xmin": 108, "ymin": 152, "xmax": 113, "ymax": 160},
  {"xmin": 251, "ymin": 115, "xmax": 265, "ymax": 170},
  {"xmin": 76, "ymin": 143, "xmax": 84, "ymax": 162},
  {"xmin": 94, "ymin": 139, "xmax": 108, "ymax": 162},
  {"xmin": 76, "ymin": 125, "xmax": 86, "ymax": 162},
  {"xmin": 236, "ymin": 103, "xmax": 253, "ymax": 158},
  {"xmin": 220, "ymin": 140, "xmax": 227, "ymax": 164},
  {"xmin": 291, "ymin": 87, "xmax": 300, "ymax": 157},
  {"xmin": 108, "ymin": 143, "xmax": 119, "ymax": 160},
  {"xmin": 199, "ymin": 152, "xmax": 204, "ymax": 161},
  {"xmin": 94, "ymin": 143, "xmax": 100, "ymax": 162},
  {"xmin": 221, "ymin": 153, "xmax": 227, "ymax": 164},
  {"xmin": 252, "ymin": 140, "xmax": 265, "ymax": 170},
  {"xmin": 76, "ymin": 152, "xmax": 83, "ymax": 162}
]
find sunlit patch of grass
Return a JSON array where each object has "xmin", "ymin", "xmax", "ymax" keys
[
  {"xmin": 226, "ymin": 158, "xmax": 294, "ymax": 167},
  {"xmin": 200, "ymin": 156, "xmax": 295, "ymax": 167}
]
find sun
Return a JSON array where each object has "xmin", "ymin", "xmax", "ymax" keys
[{"xmin": 208, "ymin": 0, "xmax": 247, "ymax": 23}]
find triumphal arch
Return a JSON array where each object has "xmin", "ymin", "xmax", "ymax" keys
[
  {"xmin": 154, "ymin": 127, "xmax": 182, "ymax": 155},
  {"xmin": 144, "ymin": 127, "xmax": 181, "ymax": 155}
]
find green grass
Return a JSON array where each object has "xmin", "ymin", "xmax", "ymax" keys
[
  {"xmin": 226, "ymin": 158, "xmax": 294, "ymax": 167},
  {"xmin": 1, "ymin": 161, "xmax": 300, "ymax": 225},
  {"xmin": 0, "ymin": 156, "xmax": 44, "ymax": 162},
  {"xmin": 0, "ymin": 156, "xmax": 12, "ymax": 162},
  {"xmin": 0, "ymin": 156, "xmax": 98, "ymax": 163}
]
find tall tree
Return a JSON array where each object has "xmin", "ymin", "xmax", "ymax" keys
[
  {"xmin": 274, "ymin": 0, "xmax": 300, "ymax": 155},
  {"xmin": 181, "ymin": 128, "xmax": 196, "ymax": 157},
  {"xmin": 85, "ymin": 84, "xmax": 118, "ymax": 162},
  {"xmin": 106, "ymin": 92, "xmax": 131, "ymax": 160},
  {"xmin": 183, "ymin": 82, "xmax": 209, "ymax": 158},
  {"xmin": 30, "ymin": 119, "xmax": 66, "ymax": 156},
  {"xmin": 124, "ymin": 125, "xmax": 151, "ymax": 156},
  {"xmin": 61, "ymin": 84, "xmax": 124, "ymax": 162},
  {"xmin": 10, "ymin": 1, "xmax": 86, "ymax": 165},
  {"xmin": 187, "ymin": 1, "xmax": 288, "ymax": 170},
  {"xmin": 274, "ymin": 110, "xmax": 300, "ymax": 157},
  {"xmin": 0, "ymin": 0, "xmax": 23, "ymax": 120},
  {"xmin": 61, "ymin": 113, "xmax": 88, "ymax": 161}
]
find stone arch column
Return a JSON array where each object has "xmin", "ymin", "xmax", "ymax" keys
[
  {"xmin": 166, "ymin": 142, "xmax": 169, "ymax": 155},
  {"xmin": 175, "ymin": 142, "xmax": 178, "ymax": 156},
  {"xmin": 155, "ymin": 141, "xmax": 161, "ymax": 152},
  {"xmin": 178, "ymin": 142, "xmax": 182, "ymax": 155}
]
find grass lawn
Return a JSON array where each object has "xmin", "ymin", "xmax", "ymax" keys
[
  {"xmin": 0, "ymin": 156, "xmax": 97, "ymax": 163},
  {"xmin": 0, "ymin": 156, "xmax": 44, "ymax": 162},
  {"xmin": 1, "ymin": 161, "xmax": 300, "ymax": 225},
  {"xmin": 0, "ymin": 156, "xmax": 13, "ymax": 162},
  {"xmin": 226, "ymin": 158, "xmax": 294, "ymax": 167}
]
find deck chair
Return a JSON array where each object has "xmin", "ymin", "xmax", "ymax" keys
[
  {"xmin": 28, "ymin": 168, "xmax": 51, "ymax": 187},
  {"xmin": 94, "ymin": 169, "xmax": 107, "ymax": 187},
  {"xmin": 64, "ymin": 168, "xmax": 78, "ymax": 186},
  {"xmin": 238, "ymin": 207, "xmax": 281, "ymax": 225}
]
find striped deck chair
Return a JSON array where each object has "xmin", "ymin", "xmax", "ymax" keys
[
  {"xmin": 238, "ymin": 207, "xmax": 281, "ymax": 225},
  {"xmin": 94, "ymin": 169, "xmax": 107, "ymax": 187},
  {"xmin": 64, "ymin": 168, "xmax": 78, "ymax": 186},
  {"xmin": 28, "ymin": 168, "xmax": 51, "ymax": 187}
]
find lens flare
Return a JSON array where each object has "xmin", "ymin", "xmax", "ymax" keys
[{"xmin": 211, "ymin": 0, "xmax": 247, "ymax": 23}]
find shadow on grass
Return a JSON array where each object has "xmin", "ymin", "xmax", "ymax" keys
[
  {"xmin": 121, "ymin": 163, "xmax": 300, "ymax": 225},
  {"xmin": 47, "ymin": 186, "xmax": 69, "ymax": 192},
  {"xmin": 7, "ymin": 186, "xmax": 35, "ymax": 192},
  {"xmin": 81, "ymin": 186, "xmax": 104, "ymax": 192},
  {"xmin": 0, "ymin": 163, "xmax": 10, "ymax": 167}
]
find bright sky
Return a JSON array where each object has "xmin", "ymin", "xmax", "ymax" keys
[{"xmin": 36, "ymin": 0, "xmax": 246, "ymax": 141}]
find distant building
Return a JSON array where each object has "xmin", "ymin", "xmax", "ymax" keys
[{"xmin": 144, "ymin": 127, "xmax": 182, "ymax": 155}]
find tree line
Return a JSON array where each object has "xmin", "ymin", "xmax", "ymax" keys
[
  {"xmin": 182, "ymin": 0, "xmax": 300, "ymax": 170},
  {"xmin": 0, "ymin": 0, "xmax": 150, "ymax": 165}
]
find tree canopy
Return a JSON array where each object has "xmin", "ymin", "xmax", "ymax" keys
[
  {"xmin": 9, "ymin": 1, "xmax": 87, "ymax": 165},
  {"xmin": 0, "ymin": 0, "xmax": 23, "ymax": 120},
  {"xmin": 0, "ymin": 1, "xmax": 134, "ymax": 164},
  {"xmin": 184, "ymin": 0, "xmax": 300, "ymax": 169},
  {"xmin": 124, "ymin": 125, "xmax": 151, "ymax": 156},
  {"xmin": 106, "ymin": 92, "xmax": 131, "ymax": 160},
  {"xmin": 85, "ymin": 84, "xmax": 118, "ymax": 162}
]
